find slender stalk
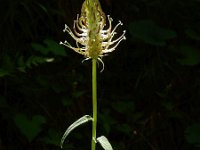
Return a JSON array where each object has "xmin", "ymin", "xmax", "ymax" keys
[{"xmin": 92, "ymin": 58, "xmax": 97, "ymax": 150}]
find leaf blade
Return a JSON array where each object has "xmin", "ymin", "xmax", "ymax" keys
[
  {"xmin": 60, "ymin": 115, "xmax": 93, "ymax": 148},
  {"xmin": 97, "ymin": 136, "xmax": 113, "ymax": 150}
]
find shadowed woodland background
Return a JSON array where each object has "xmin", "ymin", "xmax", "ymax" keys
[{"xmin": 0, "ymin": 0, "xmax": 200, "ymax": 149}]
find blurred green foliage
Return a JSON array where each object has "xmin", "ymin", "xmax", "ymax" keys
[
  {"xmin": 0, "ymin": 0, "xmax": 200, "ymax": 149},
  {"xmin": 129, "ymin": 20, "xmax": 177, "ymax": 46},
  {"xmin": 185, "ymin": 124, "xmax": 200, "ymax": 147},
  {"xmin": 14, "ymin": 113, "xmax": 46, "ymax": 142}
]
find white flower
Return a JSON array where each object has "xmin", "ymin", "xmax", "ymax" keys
[{"xmin": 60, "ymin": 8, "xmax": 126, "ymax": 71}]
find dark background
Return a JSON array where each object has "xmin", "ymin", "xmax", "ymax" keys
[{"xmin": 0, "ymin": 0, "xmax": 200, "ymax": 149}]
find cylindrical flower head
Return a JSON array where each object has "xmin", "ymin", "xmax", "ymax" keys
[{"xmin": 60, "ymin": 0, "xmax": 126, "ymax": 61}]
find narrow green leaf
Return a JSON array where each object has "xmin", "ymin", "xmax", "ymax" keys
[
  {"xmin": 97, "ymin": 136, "xmax": 113, "ymax": 150},
  {"xmin": 60, "ymin": 115, "xmax": 93, "ymax": 148}
]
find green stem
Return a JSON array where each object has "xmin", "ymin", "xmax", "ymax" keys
[{"xmin": 92, "ymin": 59, "xmax": 97, "ymax": 150}]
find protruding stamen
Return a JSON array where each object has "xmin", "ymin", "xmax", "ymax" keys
[
  {"xmin": 60, "ymin": 11, "xmax": 126, "ymax": 72},
  {"xmin": 111, "ymin": 20, "xmax": 123, "ymax": 35},
  {"xmin": 60, "ymin": 40, "xmax": 87, "ymax": 56},
  {"xmin": 100, "ymin": 15, "xmax": 113, "ymax": 34},
  {"xmin": 102, "ymin": 30, "xmax": 126, "ymax": 53},
  {"xmin": 97, "ymin": 58, "xmax": 105, "ymax": 72},
  {"xmin": 107, "ymin": 30, "xmax": 126, "ymax": 46}
]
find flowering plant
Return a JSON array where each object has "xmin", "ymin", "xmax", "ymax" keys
[{"xmin": 60, "ymin": 0, "xmax": 125, "ymax": 149}]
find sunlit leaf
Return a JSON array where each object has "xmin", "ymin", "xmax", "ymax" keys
[
  {"xmin": 60, "ymin": 115, "xmax": 93, "ymax": 148},
  {"xmin": 97, "ymin": 136, "xmax": 113, "ymax": 150}
]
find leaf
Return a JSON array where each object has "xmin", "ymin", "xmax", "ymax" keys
[
  {"xmin": 60, "ymin": 115, "xmax": 93, "ymax": 148},
  {"xmin": 31, "ymin": 43, "xmax": 49, "ymax": 55},
  {"xmin": 44, "ymin": 39, "xmax": 66, "ymax": 56},
  {"xmin": 97, "ymin": 136, "xmax": 113, "ymax": 150},
  {"xmin": 129, "ymin": 20, "xmax": 177, "ymax": 46},
  {"xmin": 17, "ymin": 55, "xmax": 54, "ymax": 72},
  {"xmin": 116, "ymin": 124, "xmax": 132, "ymax": 135},
  {"xmin": 26, "ymin": 56, "xmax": 47, "ymax": 68},
  {"xmin": 35, "ymin": 2, "xmax": 48, "ymax": 14},
  {"xmin": 61, "ymin": 98, "xmax": 73, "ymax": 107},
  {"xmin": 14, "ymin": 113, "xmax": 46, "ymax": 142},
  {"xmin": 0, "ymin": 68, "xmax": 10, "ymax": 77},
  {"xmin": 99, "ymin": 111, "xmax": 116, "ymax": 133},
  {"xmin": 185, "ymin": 123, "xmax": 200, "ymax": 147},
  {"xmin": 72, "ymin": 91, "xmax": 85, "ymax": 98},
  {"xmin": 0, "ymin": 55, "xmax": 14, "ymax": 75},
  {"xmin": 185, "ymin": 29, "xmax": 200, "ymax": 41},
  {"xmin": 40, "ymin": 129, "xmax": 61, "ymax": 146},
  {"xmin": 0, "ymin": 96, "xmax": 8, "ymax": 108},
  {"xmin": 111, "ymin": 101, "xmax": 135, "ymax": 113},
  {"xmin": 17, "ymin": 56, "xmax": 26, "ymax": 72},
  {"xmin": 177, "ymin": 45, "xmax": 200, "ymax": 66},
  {"xmin": 31, "ymin": 39, "xmax": 66, "ymax": 56}
]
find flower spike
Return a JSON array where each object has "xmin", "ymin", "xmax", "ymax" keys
[{"xmin": 60, "ymin": 0, "xmax": 126, "ymax": 70}]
